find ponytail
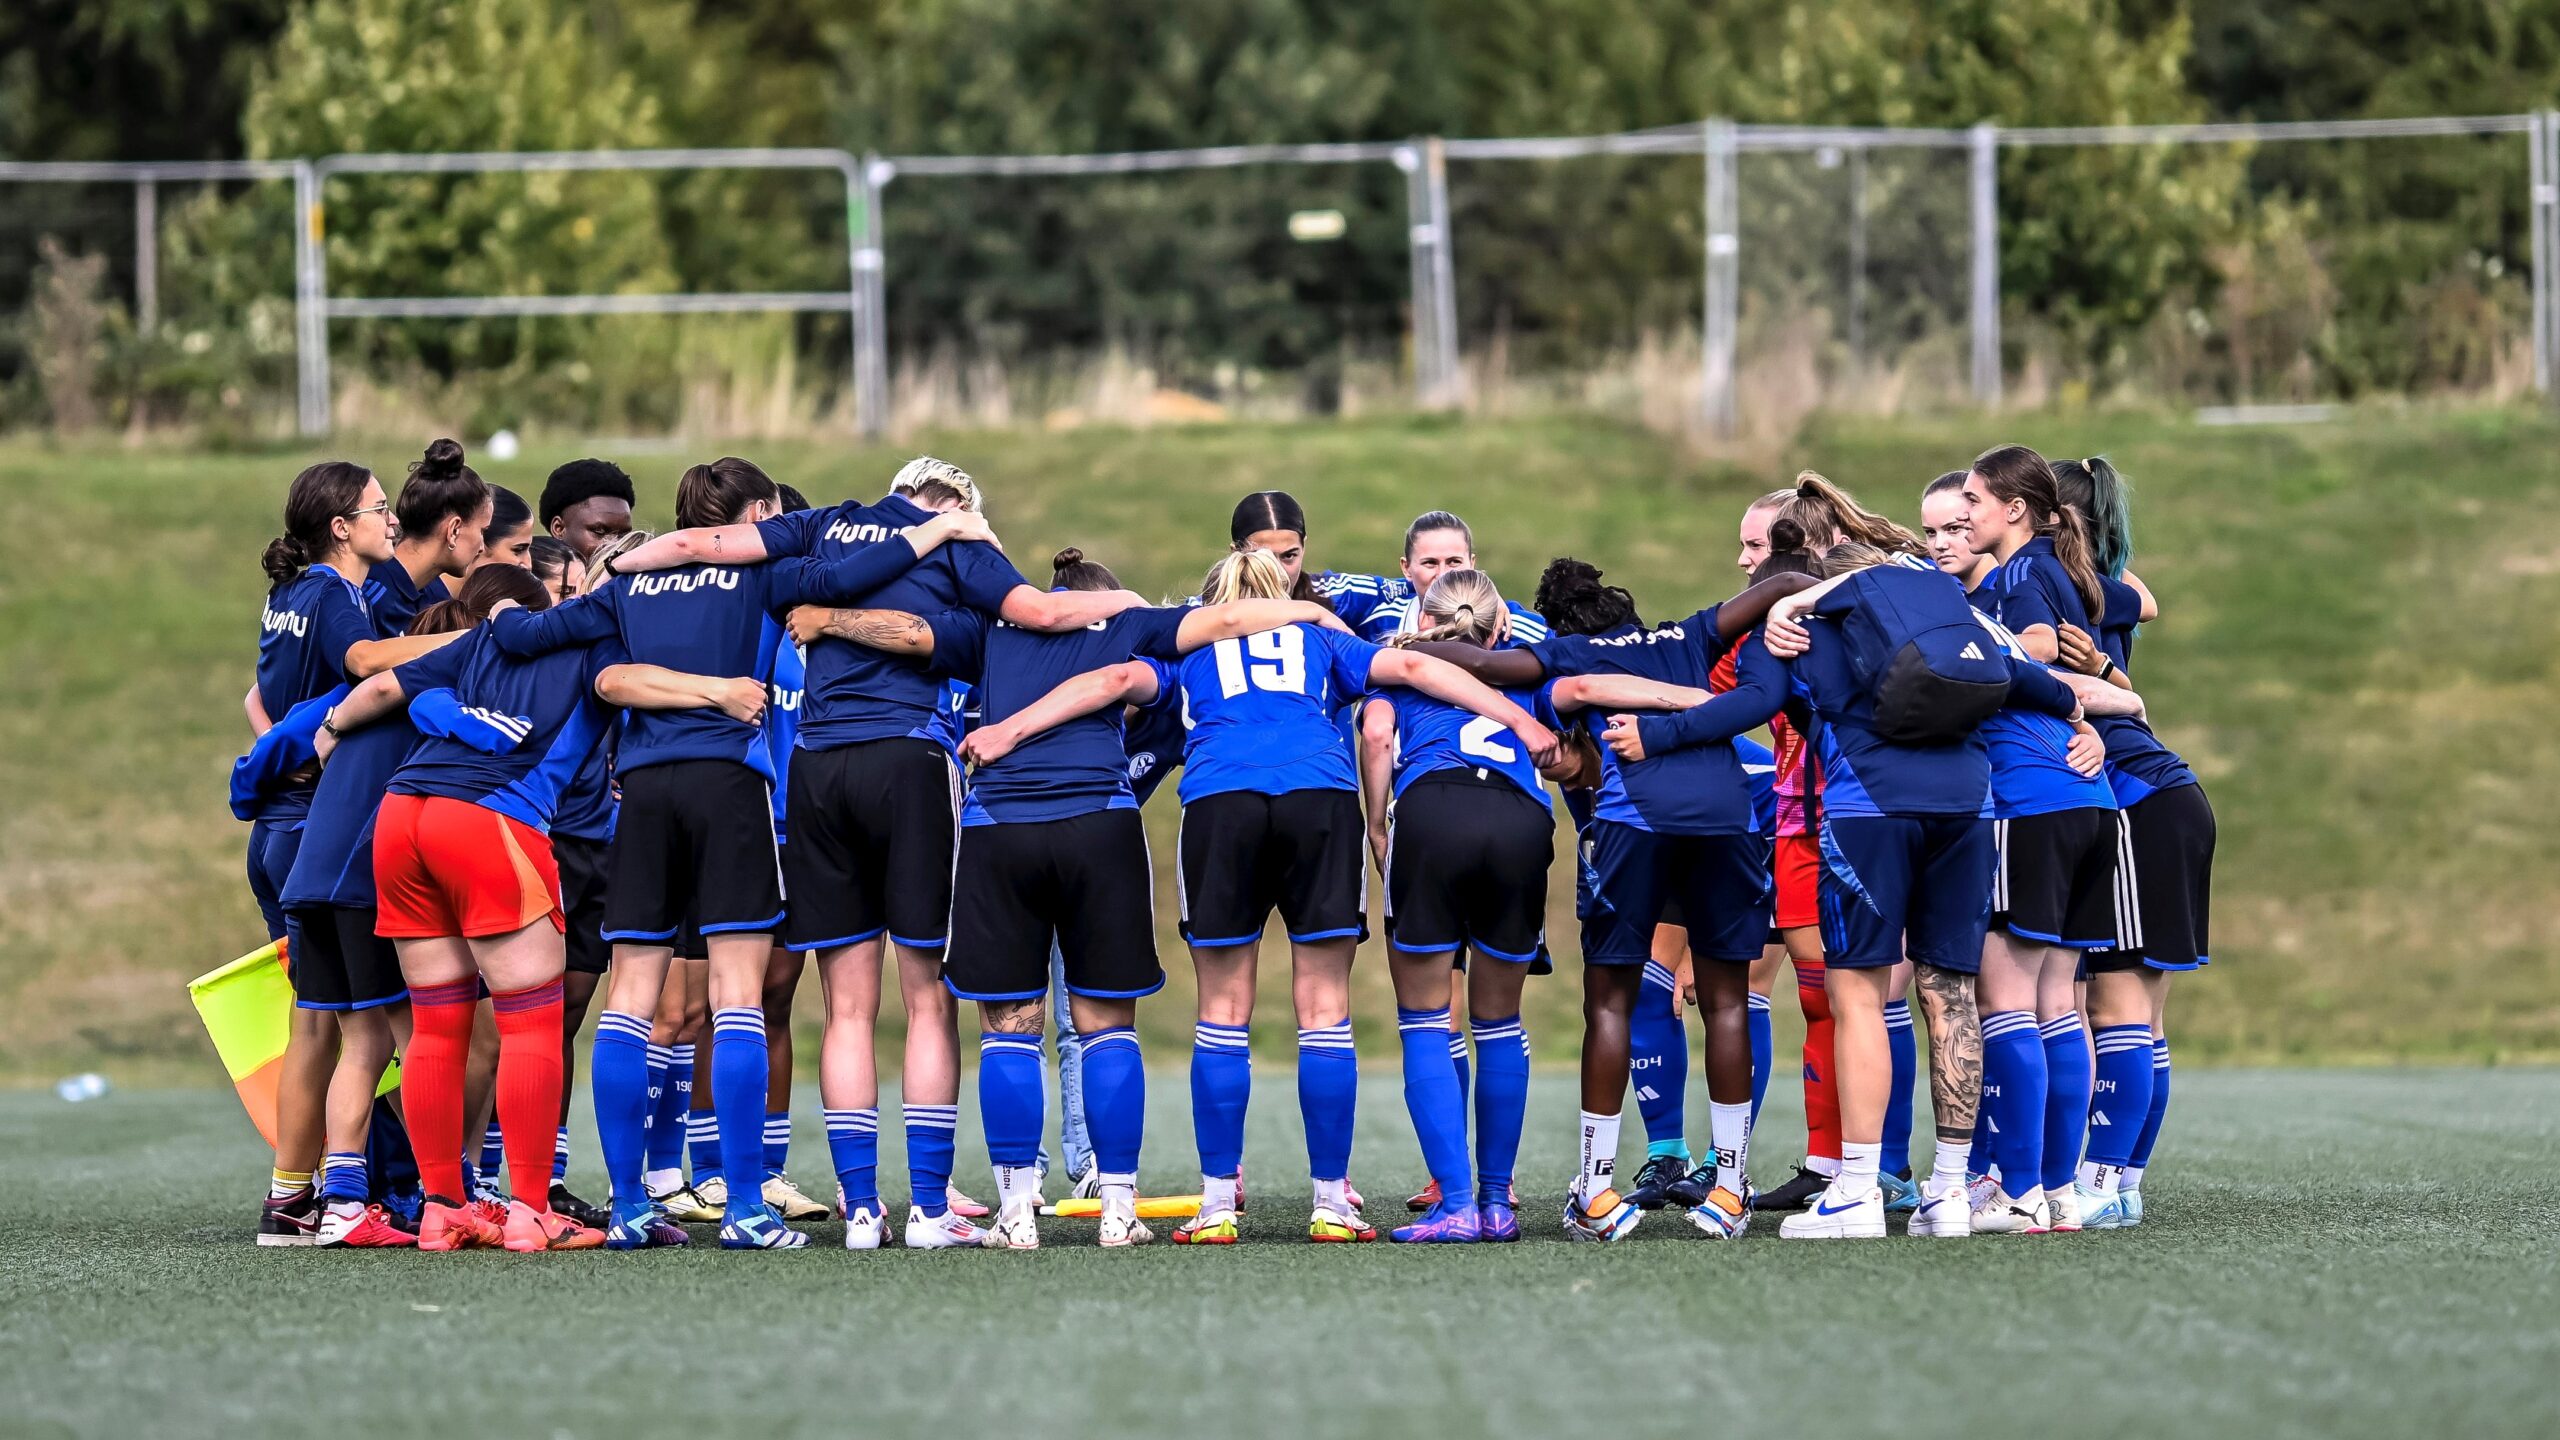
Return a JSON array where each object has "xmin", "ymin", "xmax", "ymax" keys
[
  {"xmin": 1390, "ymin": 569, "xmax": 1505, "ymax": 648},
  {"xmin": 1778, "ymin": 472, "xmax": 1924, "ymax": 557},
  {"xmin": 2049, "ymin": 505, "xmax": 2107, "ymax": 617},
  {"xmin": 2052, "ymin": 455, "xmax": 2134, "ymax": 579},
  {"xmin": 265, "ymin": 460, "xmax": 373, "ymax": 589},
  {"xmin": 260, "ymin": 535, "xmax": 312, "ymax": 589},
  {"xmin": 1973, "ymin": 443, "xmax": 2103, "ymax": 615},
  {"xmin": 1199, "ymin": 549, "xmax": 1292, "ymax": 605}
]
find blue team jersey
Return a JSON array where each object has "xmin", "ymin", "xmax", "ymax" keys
[
  {"xmin": 1311, "ymin": 571, "xmax": 1408, "ymax": 632},
  {"xmin": 551, "ymin": 726, "xmax": 618, "ymax": 842},
  {"xmin": 1124, "ymin": 681, "xmax": 1186, "ymax": 806},
  {"xmin": 487, "ymin": 536, "xmax": 923, "ymax": 780},
  {"xmin": 755, "ymin": 493, "xmax": 1030, "ymax": 751},
  {"xmin": 278, "ymin": 715, "xmax": 418, "ymax": 909},
  {"xmin": 1355, "ymin": 594, "xmax": 1551, "ymax": 648},
  {"xmin": 1973, "ymin": 611, "xmax": 2115, "ymax": 819},
  {"xmin": 765, "ymin": 642, "xmax": 804, "ymax": 836},
  {"xmin": 1529, "ymin": 607, "xmax": 1771, "ymax": 836},
  {"xmin": 2090, "ymin": 575, "xmax": 2196, "ymax": 806},
  {"xmin": 254, "ymin": 564, "xmax": 377, "ymax": 824},
  {"xmin": 925, "ymin": 604, "xmax": 1190, "ymax": 824},
  {"xmin": 1981, "ymin": 536, "xmax": 2090, "ymax": 640},
  {"xmin": 386, "ymin": 627, "xmax": 626, "ymax": 833},
  {"xmin": 1376, "ymin": 682, "xmax": 1559, "ymax": 805},
  {"xmin": 1736, "ymin": 735, "xmax": 1778, "ymax": 837},
  {"xmin": 1175, "ymin": 622, "xmax": 1383, "ymax": 802},
  {"xmin": 363, "ymin": 559, "xmax": 450, "ymax": 638}
]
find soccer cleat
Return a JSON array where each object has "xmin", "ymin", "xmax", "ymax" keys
[
  {"xmin": 1879, "ymin": 1169, "xmax": 1922, "ymax": 1214},
  {"xmin": 1684, "ymin": 1185, "xmax": 1753, "ymax": 1240},
  {"xmin": 1171, "ymin": 1209, "xmax": 1240, "ymax": 1246},
  {"xmin": 1751, "ymin": 1165, "xmax": 1831, "ymax": 1212},
  {"xmin": 1097, "ymin": 1208, "xmax": 1155, "ymax": 1249},
  {"xmin": 2075, "ymin": 1184, "xmax": 2131, "ymax": 1231},
  {"xmin": 504, "ymin": 1201, "xmax": 606, "ymax": 1252},
  {"xmin": 547, "ymin": 1183, "xmax": 610, "ymax": 1232},
  {"xmin": 2123, "ymin": 1188, "xmax": 2146, "ymax": 1226},
  {"xmin": 902, "ymin": 1206, "xmax": 986, "ymax": 1249},
  {"xmin": 380, "ymin": 1184, "xmax": 424, "ymax": 1230},
  {"xmin": 1908, "ymin": 1179, "xmax": 1974, "ymax": 1238},
  {"xmin": 257, "ymin": 1189, "xmax": 319, "ymax": 1247},
  {"xmin": 1662, "ymin": 1164, "xmax": 1718, "ymax": 1211},
  {"xmin": 2047, "ymin": 1184, "xmax": 2084, "ymax": 1233},
  {"xmin": 317, "ymin": 1201, "xmax": 417, "ymax": 1249},
  {"xmin": 605, "ymin": 1199, "xmax": 690, "ymax": 1250},
  {"xmin": 417, "ymin": 1196, "xmax": 505, "ymax": 1252},
  {"xmin": 1344, "ymin": 1179, "xmax": 1365, "ymax": 1211},
  {"xmin": 1964, "ymin": 1171, "xmax": 2000, "ymax": 1211},
  {"xmin": 981, "ymin": 1202, "xmax": 1041, "ymax": 1251},
  {"xmin": 650, "ymin": 1183, "xmax": 722, "ymax": 1224},
  {"xmin": 1308, "ymin": 1205, "xmax": 1377, "ymax": 1243},
  {"xmin": 1405, "ymin": 1179, "xmax": 1442, "ymax": 1213},
  {"xmin": 689, "ymin": 1175, "xmax": 730, "ymax": 1212},
  {"xmin": 1477, "ymin": 1200, "xmax": 1522, "ymax": 1243},
  {"xmin": 762, "ymin": 1174, "xmax": 835, "ymax": 1222},
  {"xmin": 1970, "ymin": 1184, "xmax": 2052, "ymax": 1235},
  {"xmin": 1068, "ymin": 1164, "xmax": 1101, "ymax": 1203},
  {"xmin": 945, "ymin": 1184, "xmax": 990, "ymax": 1220},
  {"xmin": 1777, "ymin": 1184, "xmax": 1887, "ymax": 1240},
  {"xmin": 841, "ymin": 1202, "xmax": 892, "ymax": 1251},
  {"xmin": 1390, "ymin": 1201, "xmax": 1482, "ymax": 1244},
  {"xmin": 1561, "ymin": 1185, "xmax": 1641, "ymax": 1243},
  {"xmin": 466, "ymin": 1197, "xmax": 509, "ymax": 1234},
  {"xmin": 1625, "ymin": 1154, "xmax": 1693, "ymax": 1212},
  {"xmin": 470, "ymin": 1172, "xmax": 507, "ymax": 1207},
  {"xmin": 720, "ymin": 1205, "xmax": 812, "ymax": 1250}
]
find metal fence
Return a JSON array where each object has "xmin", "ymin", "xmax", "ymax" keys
[{"xmin": 6, "ymin": 110, "xmax": 2556, "ymax": 438}]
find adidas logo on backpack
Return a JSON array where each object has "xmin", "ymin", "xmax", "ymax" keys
[{"xmin": 1960, "ymin": 641, "xmax": 1984, "ymax": 660}]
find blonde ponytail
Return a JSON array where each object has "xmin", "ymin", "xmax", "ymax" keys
[
  {"xmin": 1199, "ymin": 548, "xmax": 1293, "ymax": 605},
  {"xmin": 1390, "ymin": 569, "xmax": 1506, "ymax": 648}
]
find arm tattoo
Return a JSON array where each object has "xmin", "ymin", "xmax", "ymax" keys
[
  {"xmin": 825, "ymin": 608, "xmax": 932, "ymax": 654},
  {"xmin": 984, "ymin": 999, "xmax": 1048, "ymax": 1035},
  {"xmin": 1916, "ymin": 962, "xmax": 1982, "ymax": 1136},
  {"xmin": 711, "ymin": 532, "xmax": 724, "ymax": 553}
]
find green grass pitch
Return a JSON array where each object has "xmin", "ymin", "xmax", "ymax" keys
[{"xmin": 4, "ymin": 1068, "xmax": 2554, "ymax": 1438}]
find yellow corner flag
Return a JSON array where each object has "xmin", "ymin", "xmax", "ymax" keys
[{"xmin": 188, "ymin": 940, "xmax": 397, "ymax": 1146}]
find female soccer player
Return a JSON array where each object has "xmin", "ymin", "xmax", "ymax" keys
[
  {"xmin": 364, "ymin": 440, "xmax": 491, "ymax": 635},
  {"xmin": 471, "ymin": 486, "xmax": 537, "ymax": 574},
  {"xmin": 485, "ymin": 456, "xmax": 994, "ymax": 1250},
  {"xmin": 792, "ymin": 547, "xmax": 1347, "ymax": 1248},
  {"xmin": 528, "ymin": 535, "xmax": 584, "ymax": 603},
  {"xmin": 1362, "ymin": 570, "xmax": 1716, "ymax": 1243},
  {"xmin": 1957, "ymin": 445, "xmax": 2127, "ymax": 1234},
  {"xmin": 2048, "ymin": 456, "xmax": 2212, "ymax": 1229}
]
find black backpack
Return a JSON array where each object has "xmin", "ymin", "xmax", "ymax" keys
[{"xmin": 1827, "ymin": 564, "xmax": 2011, "ymax": 746}]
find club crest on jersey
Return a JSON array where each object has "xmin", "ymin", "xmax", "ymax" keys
[{"xmin": 628, "ymin": 569, "xmax": 741, "ymax": 596}]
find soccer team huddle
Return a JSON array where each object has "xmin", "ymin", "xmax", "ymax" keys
[{"xmin": 238, "ymin": 436, "xmax": 2211, "ymax": 1254}]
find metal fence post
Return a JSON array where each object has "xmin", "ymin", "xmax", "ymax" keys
[
  {"xmin": 850, "ymin": 154, "xmax": 890, "ymax": 439},
  {"xmin": 1968, "ymin": 123, "xmax": 2002, "ymax": 409},
  {"xmin": 1847, "ymin": 146, "xmax": 1867, "ymax": 368},
  {"xmin": 293, "ymin": 159, "xmax": 330, "ymax": 437},
  {"xmin": 1701, "ymin": 118, "xmax": 1739, "ymax": 437},
  {"xmin": 2536, "ymin": 113, "xmax": 2557, "ymax": 399},
  {"xmin": 1395, "ymin": 143, "xmax": 1439, "ymax": 406},
  {"xmin": 1424, "ymin": 137, "xmax": 1462, "ymax": 407},
  {"xmin": 134, "ymin": 180, "xmax": 157, "ymax": 333}
]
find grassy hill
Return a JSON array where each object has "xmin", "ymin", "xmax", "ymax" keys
[{"xmin": 4, "ymin": 407, "xmax": 2556, "ymax": 1080}]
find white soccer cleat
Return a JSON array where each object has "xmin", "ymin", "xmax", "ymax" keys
[
  {"xmin": 1971, "ymin": 1184, "xmax": 2052, "ymax": 1235},
  {"xmin": 1908, "ymin": 1179, "xmax": 1974, "ymax": 1238},
  {"xmin": 2123, "ymin": 1188, "xmax": 2146, "ymax": 1226},
  {"xmin": 1964, "ymin": 1171, "xmax": 1999, "ymax": 1211},
  {"xmin": 981, "ymin": 1201, "xmax": 1041, "ymax": 1251},
  {"xmin": 1068, "ymin": 1164, "xmax": 1102, "ymax": 1202},
  {"xmin": 903, "ymin": 1205, "xmax": 987, "ymax": 1249},
  {"xmin": 1777, "ymin": 1183, "xmax": 1887, "ymax": 1239},
  {"xmin": 2046, "ymin": 1184, "xmax": 2083, "ymax": 1233},
  {"xmin": 839, "ymin": 1195, "xmax": 892, "ymax": 1250},
  {"xmin": 1097, "ymin": 1205, "xmax": 1155, "ymax": 1248},
  {"xmin": 1683, "ymin": 1185, "xmax": 1753, "ymax": 1240},
  {"xmin": 690, "ymin": 1175, "xmax": 729, "ymax": 1211},
  {"xmin": 2076, "ymin": 1184, "xmax": 2131, "ymax": 1231}
]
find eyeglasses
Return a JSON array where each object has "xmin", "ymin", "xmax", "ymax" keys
[{"xmin": 344, "ymin": 502, "xmax": 390, "ymax": 520}]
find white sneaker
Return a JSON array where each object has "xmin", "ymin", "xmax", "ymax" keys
[
  {"xmin": 1971, "ymin": 1184, "xmax": 2052, "ymax": 1235},
  {"xmin": 2047, "ymin": 1184, "xmax": 2083, "ymax": 1233},
  {"xmin": 690, "ymin": 1175, "xmax": 729, "ymax": 1211},
  {"xmin": 1964, "ymin": 1171, "xmax": 1999, "ymax": 1210},
  {"xmin": 981, "ymin": 1201, "xmax": 1041, "ymax": 1250},
  {"xmin": 839, "ymin": 1194, "xmax": 891, "ymax": 1250},
  {"xmin": 1777, "ymin": 1183, "xmax": 1886, "ymax": 1239},
  {"xmin": 903, "ymin": 1205, "xmax": 986, "ymax": 1249},
  {"xmin": 1908, "ymin": 1178, "xmax": 1974, "ymax": 1238},
  {"xmin": 1097, "ymin": 1205, "xmax": 1154, "ymax": 1248}
]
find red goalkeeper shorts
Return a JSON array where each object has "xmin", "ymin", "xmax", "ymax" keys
[{"xmin": 374, "ymin": 792, "xmax": 564, "ymax": 940}]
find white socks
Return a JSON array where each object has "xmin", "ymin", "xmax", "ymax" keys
[
  {"xmin": 643, "ymin": 1166, "xmax": 682, "ymax": 1196},
  {"xmin": 1806, "ymin": 1153, "xmax": 1842, "ymax": 1179},
  {"xmin": 994, "ymin": 1162, "xmax": 1042, "ymax": 1215},
  {"xmin": 2121, "ymin": 1165, "xmax": 2146, "ymax": 1195},
  {"xmin": 1312, "ymin": 1177, "xmax": 1353, "ymax": 1214},
  {"xmin": 1098, "ymin": 1171, "xmax": 1138, "ymax": 1216},
  {"xmin": 1931, "ymin": 1138, "xmax": 1972, "ymax": 1189},
  {"xmin": 1202, "ymin": 1173, "xmax": 1240, "ymax": 1218},
  {"xmin": 1835, "ymin": 1141, "xmax": 1882, "ymax": 1200},
  {"xmin": 2078, "ymin": 1160, "xmax": 2121, "ymax": 1196},
  {"xmin": 1577, "ymin": 1110, "xmax": 1622, "ymax": 1197},
  {"xmin": 1709, "ymin": 1102, "xmax": 1752, "ymax": 1196}
]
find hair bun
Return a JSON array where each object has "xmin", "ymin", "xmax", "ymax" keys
[
  {"xmin": 1768, "ymin": 517, "xmax": 1807, "ymax": 553},
  {"xmin": 420, "ymin": 437, "xmax": 466, "ymax": 478},
  {"xmin": 1052, "ymin": 547, "xmax": 1084, "ymax": 570}
]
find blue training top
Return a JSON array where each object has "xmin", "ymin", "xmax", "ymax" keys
[
  {"xmin": 254, "ymin": 564, "xmax": 377, "ymax": 824},
  {"xmin": 1973, "ymin": 610, "xmax": 2116, "ymax": 819},
  {"xmin": 362, "ymin": 558, "xmax": 450, "ymax": 639},
  {"xmin": 2089, "ymin": 575, "xmax": 2196, "ymax": 806},
  {"xmin": 923, "ymin": 604, "xmax": 1191, "ymax": 825},
  {"xmin": 486, "ymin": 537, "xmax": 926, "ymax": 780},
  {"xmin": 1375, "ymin": 680, "xmax": 1562, "ymax": 804},
  {"xmin": 755, "ymin": 493, "xmax": 1030, "ymax": 753},
  {"xmin": 1175, "ymin": 622, "xmax": 1383, "ymax": 803},
  {"xmin": 278, "ymin": 714, "xmax": 418, "ymax": 910},
  {"xmin": 765, "ymin": 641, "xmax": 804, "ymax": 837},
  {"xmin": 386, "ymin": 626, "xmax": 628, "ymax": 834},
  {"xmin": 1530, "ymin": 606, "xmax": 1777, "ymax": 836}
]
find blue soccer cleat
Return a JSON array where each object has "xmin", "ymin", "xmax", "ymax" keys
[
  {"xmin": 1879, "ymin": 1169, "xmax": 1922, "ymax": 1214},
  {"xmin": 1477, "ymin": 1199, "xmax": 1521, "ymax": 1243},
  {"xmin": 605, "ymin": 1198, "xmax": 690, "ymax": 1250},
  {"xmin": 719, "ymin": 1204, "xmax": 810, "ymax": 1250},
  {"xmin": 1391, "ymin": 1201, "xmax": 1482, "ymax": 1244}
]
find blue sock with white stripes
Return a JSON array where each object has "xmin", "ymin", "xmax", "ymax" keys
[
  {"xmin": 1980, "ymin": 1010, "xmax": 2047, "ymax": 1195},
  {"xmin": 1746, "ymin": 992, "xmax": 1773, "ymax": 1127},
  {"xmin": 591, "ymin": 1010, "xmax": 653, "ymax": 1205},
  {"xmin": 1446, "ymin": 1030, "xmax": 1472, "ymax": 1121},
  {"xmin": 977, "ymin": 1033, "xmax": 1046, "ymax": 1170},
  {"xmin": 904, "ymin": 1102, "xmax": 958, "ymax": 1218},
  {"xmin": 1471, "ymin": 1014, "xmax": 1529, "ymax": 1202},
  {"xmin": 1190, "ymin": 1022, "xmax": 1251, "ymax": 1179},
  {"xmin": 319, "ymin": 1151, "xmax": 368, "ymax": 1204},
  {"xmin": 641, "ymin": 1044, "xmax": 671, "ymax": 1166},
  {"xmin": 824, "ymin": 1108, "xmax": 880, "ymax": 1213},
  {"xmin": 2039, "ymin": 1013, "xmax": 2092, "ymax": 1195},
  {"xmin": 2129, "ymin": 1037, "xmax": 2171, "ymax": 1171},
  {"xmin": 551, "ymin": 1125, "xmax": 570, "ymax": 1184},
  {"xmin": 763, "ymin": 1110, "xmax": 790, "ymax": 1179},
  {"xmin": 1632, "ymin": 961, "xmax": 1690, "ymax": 1162},
  {"xmin": 709, "ymin": 1007, "xmax": 769, "ymax": 1220},
  {"xmin": 1080, "ymin": 1027, "xmax": 1144, "ymax": 1177},
  {"xmin": 1397, "ymin": 1008, "xmax": 1472, "ymax": 1207},
  {"xmin": 1883, "ymin": 999, "xmax": 1917, "ymax": 1175},
  {"xmin": 1297, "ymin": 1020, "xmax": 1358, "ymax": 1184},
  {"xmin": 2085, "ymin": 1024, "xmax": 2155, "ymax": 1168},
  {"xmin": 476, "ymin": 1123, "xmax": 504, "ymax": 1191},
  {"xmin": 686, "ymin": 1111, "xmax": 720, "ymax": 1181},
  {"xmin": 646, "ymin": 1044, "xmax": 691, "ymax": 1172}
]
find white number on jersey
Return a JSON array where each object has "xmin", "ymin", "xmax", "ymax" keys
[
  {"xmin": 1211, "ymin": 627, "xmax": 1309, "ymax": 698},
  {"xmin": 1457, "ymin": 715, "xmax": 1517, "ymax": 764}
]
